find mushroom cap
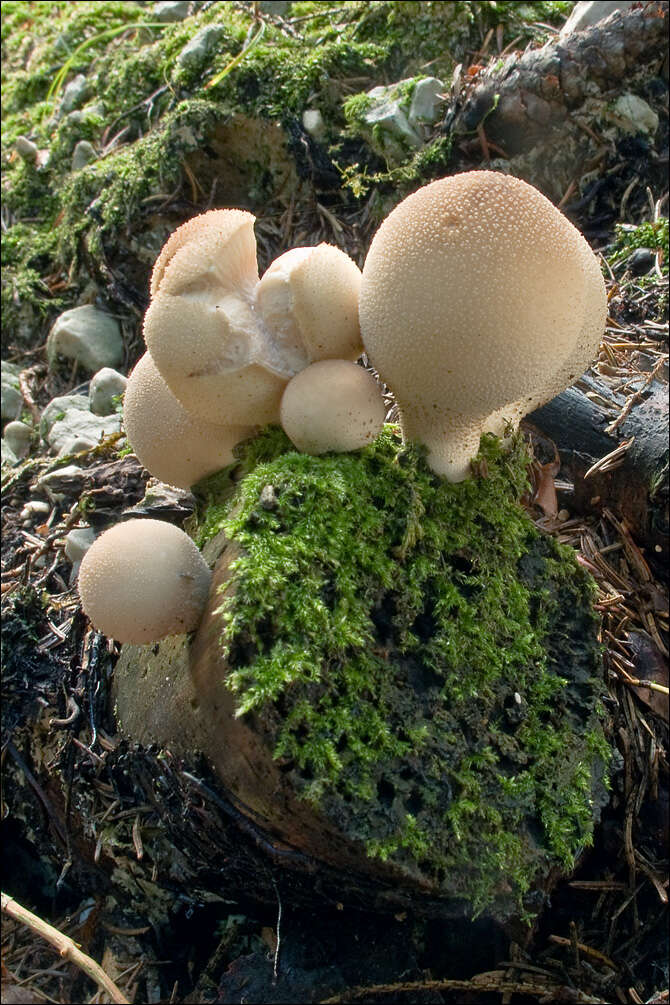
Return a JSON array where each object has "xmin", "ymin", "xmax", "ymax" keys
[
  {"xmin": 358, "ymin": 171, "xmax": 606, "ymax": 478},
  {"xmin": 484, "ymin": 237, "xmax": 607, "ymax": 435},
  {"xmin": 78, "ymin": 519, "xmax": 211, "ymax": 644},
  {"xmin": 150, "ymin": 208, "xmax": 256, "ymax": 299},
  {"xmin": 144, "ymin": 209, "xmax": 288, "ymax": 424},
  {"xmin": 280, "ymin": 360, "xmax": 386, "ymax": 455},
  {"xmin": 123, "ymin": 353, "xmax": 255, "ymax": 489},
  {"xmin": 256, "ymin": 244, "xmax": 363, "ymax": 370}
]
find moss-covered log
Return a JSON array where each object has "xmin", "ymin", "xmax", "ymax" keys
[{"xmin": 114, "ymin": 428, "xmax": 610, "ymax": 923}]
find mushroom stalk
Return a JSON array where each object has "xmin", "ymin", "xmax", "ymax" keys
[{"xmin": 399, "ymin": 405, "xmax": 485, "ymax": 481}]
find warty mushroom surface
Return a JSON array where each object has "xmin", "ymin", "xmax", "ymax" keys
[
  {"xmin": 358, "ymin": 171, "xmax": 607, "ymax": 480},
  {"xmin": 144, "ymin": 209, "xmax": 364, "ymax": 427}
]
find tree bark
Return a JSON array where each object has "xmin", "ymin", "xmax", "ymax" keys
[
  {"xmin": 526, "ymin": 375, "xmax": 669, "ymax": 575},
  {"xmin": 452, "ymin": 2, "xmax": 669, "ymax": 157}
]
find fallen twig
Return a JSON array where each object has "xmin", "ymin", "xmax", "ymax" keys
[{"xmin": 1, "ymin": 892, "xmax": 130, "ymax": 1004}]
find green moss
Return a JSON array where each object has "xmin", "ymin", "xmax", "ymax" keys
[
  {"xmin": 2, "ymin": 1, "xmax": 575, "ymax": 348},
  {"xmin": 195, "ymin": 426, "xmax": 609, "ymax": 918},
  {"xmin": 610, "ymin": 219, "xmax": 669, "ymax": 275}
]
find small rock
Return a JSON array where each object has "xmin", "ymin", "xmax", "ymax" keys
[
  {"xmin": 89, "ymin": 367, "xmax": 128, "ymax": 415},
  {"xmin": 47, "ymin": 408, "xmax": 122, "ymax": 456},
  {"xmin": 177, "ymin": 25, "xmax": 225, "ymax": 70},
  {"xmin": 60, "ymin": 73, "xmax": 88, "ymax": 114},
  {"xmin": 123, "ymin": 479, "xmax": 195, "ymax": 521},
  {"xmin": 1, "ymin": 439, "xmax": 18, "ymax": 467},
  {"xmin": 71, "ymin": 139, "xmax": 97, "ymax": 171},
  {"xmin": 302, "ymin": 109, "xmax": 326, "ymax": 141},
  {"xmin": 260, "ymin": 484, "xmax": 278, "ymax": 510},
  {"xmin": 3, "ymin": 420, "xmax": 32, "ymax": 459},
  {"xmin": 37, "ymin": 464, "xmax": 86, "ymax": 494},
  {"xmin": 259, "ymin": 1, "xmax": 292, "ymax": 14},
  {"xmin": 612, "ymin": 94, "xmax": 659, "ymax": 135},
  {"xmin": 47, "ymin": 304, "xmax": 124, "ymax": 374},
  {"xmin": 365, "ymin": 85, "xmax": 423, "ymax": 153},
  {"xmin": 1, "ymin": 361, "xmax": 23, "ymax": 421},
  {"xmin": 85, "ymin": 102, "xmax": 106, "ymax": 118},
  {"xmin": 15, "ymin": 135, "xmax": 38, "ymax": 162},
  {"xmin": 627, "ymin": 247, "xmax": 655, "ymax": 276},
  {"xmin": 64, "ymin": 526, "xmax": 97, "ymax": 564},
  {"xmin": 20, "ymin": 500, "xmax": 51, "ymax": 524},
  {"xmin": 40, "ymin": 394, "xmax": 91, "ymax": 439},
  {"xmin": 559, "ymin": 1, "xmax": 635, "ymax": 36},
  {"xmin": 408, "ymin": 77, "xmax": 445, "ymax": 128},
  {"xmin": 153, "ymin": 0, "xmax": 191, "ymax": 21}
]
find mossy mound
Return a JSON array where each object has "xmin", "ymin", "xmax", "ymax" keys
[
  {"xmin": 192, "ymin": 426, "xmax": 610, "ymax": 919},
  {"xmin": 2, "ymin": 1, "xmax": 572, "ymax": 348}
]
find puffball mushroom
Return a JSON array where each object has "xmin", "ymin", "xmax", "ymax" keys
[
  {"xmin": 280, "ymin": 360, "xmax": 386, "ymax": 455},
  {"xmin": 359, "ymin": 171, "xmax": 607, "ymax": 481},
  {"xmin": 123, "ymin": 352, "xmax": 254, "ymax": 489},
  {"xmin": 78, "ymin": 519, "xmax": 211, "ymax": 644},
  {"xmin": 256, "ymin": 244, "xmax": 363, "ymax": 370},
  {"xmin": 144, "ymin": 209, "xmax": 363, "ymax": 426}
]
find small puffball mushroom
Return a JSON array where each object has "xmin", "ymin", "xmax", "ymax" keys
[
  {"xmin": 78, "ymin": 519, "xmax": 211, "ymax": 644},
  {"xmin": 123, "ymin": 353, "xmax": 254, "ymax": 489},
  {"xmin": 256, "ymin": 244, "xmax": 363, "ymax": 371},
  {"xmin": 144, "ymin": 210, "xmax": 363, "ymax": 427},
  {"xmin": 359, "ymin": 171, "xmax": 607, "ymax": 481},
  {"xmin": 280, "ymin": 360, "xmax": 386, "ymax": 455}
]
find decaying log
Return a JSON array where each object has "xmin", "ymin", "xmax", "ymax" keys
[
  {"xmin": 526, "ymin": 374, "xmax": 669, "ymax": 574},
  {"xmin": 452, "ymin": 2, "xmax": 669, "ymax": 157}
]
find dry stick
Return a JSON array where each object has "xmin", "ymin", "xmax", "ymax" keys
[
  {"xmin": 1, "ymin": 893, "xmax": 130, "ymax": 1005},
  {"xmin": 605, "ymin": 356, "xmax": 669, "ymax": 435},
  {"xmin": 319, "ymin": 974, "xmax": 603, "ymax": 1004}
]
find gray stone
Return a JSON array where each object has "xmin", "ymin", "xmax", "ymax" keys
[
  {"xmin": 1, "ymin": 439, "xmax": 17, "ymax": 467},
  {"xmin": 60, "ymin": 73, "xmax": 88, "ymax": 114},
  {"xmin": 627, "ymin": 248, "xmax": 655, "ymax": 276},
  {"xmin": 611, "ymin": 94, "xmax": 659, "ymax": 135},
  {"xmin": 71, "ymin": 140, "xmax": 97, "ymax": 171},
  {"xmin": 1, "ymin": 361, "xmax": 23, "ymax": 421},
  {"xmin": 153, "ymin": 1, "xmax": 191, "ymax": 21},
  {"xmin": 40, "ymin": 394, "xmax": 91, "ymax": 439},
  {"xmin": 177, "ymin": 25, "xmax": 225, "ymax": 70},
  {"xmin": 560, "ymin": 1, "xmax": 636, "ymax": 36},
  {"xmin": 89, "ymin": 367, "xmax": 128, "ymax": 415},
  {"xmin": 364, "ymin": 84, "xmax": 423, "ymax": 158},
  {"xmin": 3, "ymin": 420, "xmax": 32, "ymax": 459},
  {"xmin": 408, "ymin": 77, "xmax": 445, "ymax": 128},
  {"xmin": 37, "ymin": 464, "xmax": 85, "ymax": 494},
  {"xmin": 47, "ymin": 305, "xmax": 123, "ymax": 374},
  {"xmin": 302, "ymin": 109, "xmax": 326, "ymax": 141},
  {"xmin": 47, "ymin": 408, "xmax": 122, "ymax": 456},
  {"xmin": 64, "ymin": 526, "xmax": 97, "ymax": 564},
  {"xmin": 20, "ymin": 500, "xmax": 51, "ymax": 524},
  {"xmin": 15, "ymin": 135, "xmax": 38, "ymax": 162},
  {"xmin": 259, "ymin": 1, "xmax": 292, "ymax": 14}
]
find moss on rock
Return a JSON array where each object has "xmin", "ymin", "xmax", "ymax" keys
[{"xmin": 191, "ymin": 426, "xmax": 610, "ymax": 918}]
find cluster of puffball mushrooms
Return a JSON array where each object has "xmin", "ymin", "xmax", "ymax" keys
[{"xmin": 78, "ymin": 171, "xmax": 607, "ymax": 646}]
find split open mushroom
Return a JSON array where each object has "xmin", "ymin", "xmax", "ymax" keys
[
  {"xmin": 123, "ymin": 352, "xmax": 254, "ymax": 489},
  {"xmin": 358, "ymin": 171, "xmax": 607, "ymax": 480},
  {"xmin": 144, "ymin": 210, "xmax": 363, "ymax": 427},
  {"xmin": 280, "ymin": 359, "xmax": 386, "ymax": 455},
  {"xmin": 78, "ymin": 519, "xmax": 211, "ymax": 644}
]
